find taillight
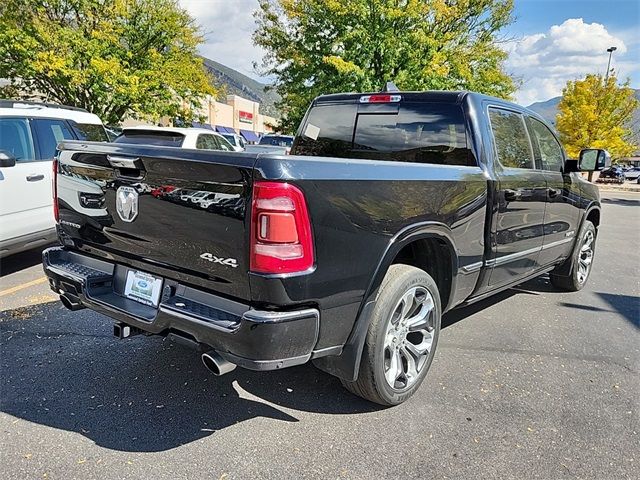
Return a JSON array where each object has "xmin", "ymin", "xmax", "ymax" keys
[
  {"xmin": 52, "ymin": 158, "xmax": 59, "ymax": 222},
  {"xmin": 250, "ymin": 181, "xmax": 314, "ymax": 274}
]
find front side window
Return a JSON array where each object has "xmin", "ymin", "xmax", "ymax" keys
[
  {"xmin": 488, "ymin": 108, "xmax": 534, "ymax": 169},
  {"xmin": 0, "ymin": 118, "xmax": 35, "ymax": 162},
  {"xmin": 32, "ymin": 118, "xmax": 76, "ymax": 160},
  {"xmin": 527, "ymin": 117, "xmax": 564, "ymax": 172},
  {"xmin": 216, "ymin": 135, "xmax": 234, "ymax": 151}
]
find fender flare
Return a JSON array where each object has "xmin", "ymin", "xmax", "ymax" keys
[
  {"xmin": 313, "ymin": 222, "xmax": 458, "ymax": 381},
  {"xmin": 581, "ymin": 202, "xmax": 601, "ymax": 229}
]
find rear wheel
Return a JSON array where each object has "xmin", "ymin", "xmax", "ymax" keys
[
  {"xmin": 341, "ymin": 264, "xmax": 441, "ymax": 406},
  {"xmin": 550, "ymin": 220, "xmax": 596, "ymax": 291}
]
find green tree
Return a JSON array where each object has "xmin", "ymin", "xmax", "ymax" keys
[
  {"xmin": 556, "ymin": 73, "xmax": 638, "ymax": 161},
  {"xmin": 254, "ymin": 0, "xmax": 516, "ymax": 132},
  {"xmin": 0, "ymin": 0, "xmax": 215, "ymax": 125}
]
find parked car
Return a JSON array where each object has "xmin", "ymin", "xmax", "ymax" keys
[
  {"xmin": 596, "ymin": 166, "xmax": 625, "ymax": 184},
  {"xmin": 245, "ymin": 134, "xmax": 294, "ymax": 155},
  {"xmin": 114, "ymin": 126, "xmax": 235, "ymax": 151},
  {"xmin": 623, "ymin": 166, "xmax": 640, "ymax": 181},
  {"xmin": 0, "ymin": 100, "xmax": 107, "ymax": 258},
  {"xmin": 197, "ymin": 192, "xmax": 241, "ymax": 209},
  {"xmin": 150, "ymin": 185, "xmax": 176, "ymax": 198},
  {"xmin": 43, "ymin": 90, "xmax": 605, "ymax": 406},
  {"xmin": 220, "ymin": 133, "xmax": 246, "ymax": 152}
]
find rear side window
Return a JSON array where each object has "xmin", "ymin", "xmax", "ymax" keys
[
  {"xmin": 259, "ymin": 135, "xmax": 294, "ymax": 147},
  {"xmin": 196, "ymin": 134, "xmax": 219, "ymax": 150},
  {"xmin": 114, "ymin": 130, "xmax": 185, "ymax": 147},
  {"xmin": 0, "ymin": 118, "xmax": 35, "ymax": 162},
  {"xmin": 32, "ymin": 118, "xmax": 76, "ymax": 160},
  {"xmin": 488, "ymin": 108, "xmax": 534, "ymax": 169},
  {"xmin": 293, "ymin": 102, "xmax": 475, "ymax": 166},
  {"xmin": 70, "ymin": 122, "xmax": 108, "ymax": 142}
]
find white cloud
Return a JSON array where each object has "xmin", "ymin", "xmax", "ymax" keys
[
  {"xmin": 178, "ymin": 6, "xmax": 636, "ymax": 105},
  {"xmin": 179, "ymin": 0, "xmax": 265, "ymax": 80},
  {"xmin": 506, "ymin": 18, "xmax": 633, "ymax": 105}
]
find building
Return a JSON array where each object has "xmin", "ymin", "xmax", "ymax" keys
[
  {"xmin": 122, "ymin": 93, "xmax": 278, "ymax": 143},
  {"xmin": 198, "ymin": 94, "xmax": 277, "ymax": 143}
]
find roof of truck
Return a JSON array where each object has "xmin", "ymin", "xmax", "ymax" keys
[
  {"xmin": 311, "ymin": 90, "xmax": 549, "ymax": 124},
  {"xmin": 313, "ymin": 90, "xmax": 468, "ymax": 104}
]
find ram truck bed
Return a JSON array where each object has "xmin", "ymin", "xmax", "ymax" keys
[{"xmin": 43, "ymin": 90, "xmax": 603, "ymax": 405}]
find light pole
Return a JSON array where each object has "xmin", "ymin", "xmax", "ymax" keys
[{"xmin": 605, "ymin": 46, "xmax": 617, "ymax": 81}]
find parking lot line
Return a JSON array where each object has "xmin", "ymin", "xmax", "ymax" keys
[{"xmin": 0, "ymin": 276, "xmax": 48, "ymax": 297}]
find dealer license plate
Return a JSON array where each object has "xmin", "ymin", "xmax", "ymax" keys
[{"xmin": 124, "ymin": 270, "xmax": 163, "ymax": 307}]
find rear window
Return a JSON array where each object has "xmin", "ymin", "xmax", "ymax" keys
[
  {"xmin": 259, "ymin": 135, "xmax": 293, "ymax": 147},
  {"xmin": 70, "ymin": 122, "xmax": 108, "ymax": 142},
  {"xmin": 292, "ymin": 102, "xmax": 475, "ymax": 166},
  {"xmin": 114, "ymin": 130, "xmax": 185, "ymax": 147}
]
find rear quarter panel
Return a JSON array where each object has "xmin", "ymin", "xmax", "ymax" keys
[{"xmin": 252, "ymin": 155, "xmax": 488, "ymax": 348}]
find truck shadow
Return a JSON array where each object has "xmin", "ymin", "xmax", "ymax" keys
[
  {"xmin": 2, "ymin": 272, "xmax": 625, "ymax": 453},
  {"xmin": 0, "ymin": 301, "xmax": 378, "ymax": 453},
  {"xmin": 0, "ymin": 246, "xmax": 53, "ymax": 277}
]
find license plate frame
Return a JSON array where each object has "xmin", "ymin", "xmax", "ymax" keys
[{"xmin": 123, "ymin": 269, "xmax": 163, "ymax": 307}]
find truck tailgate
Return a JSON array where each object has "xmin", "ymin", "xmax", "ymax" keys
[{"xmin": 55, "ymin": 142, "xmax": 256, "ymax": 300}]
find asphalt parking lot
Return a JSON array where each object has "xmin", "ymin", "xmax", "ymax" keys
[{"xmin": 1, "ymin": 191, "xmax": 638, "ymax": 480}]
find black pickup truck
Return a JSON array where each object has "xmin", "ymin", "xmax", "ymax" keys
[{"xmin": 42, "ymin": 91, "xmax": 607, "ymax": 405}]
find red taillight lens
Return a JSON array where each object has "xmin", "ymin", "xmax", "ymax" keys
[
  {"xmin": 52, "ymin": 158, "xmax": 59, "ymax": 222},
  {"xmin": 250, "ymin": 181, "xmax": 314, "ymax": 274}
]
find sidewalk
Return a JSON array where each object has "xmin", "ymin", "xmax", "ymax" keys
[{"xmin": 596, "ymin": 182, "xmax": 640, "ymax": 193}]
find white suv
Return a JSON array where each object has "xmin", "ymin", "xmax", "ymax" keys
[
  {"xmin": 0, "ymin": 100, "xmax": 107, "ymax": 258},
  {"xmin": 113, "ymin": 126, "xmax": 235, "ymax": 151}
]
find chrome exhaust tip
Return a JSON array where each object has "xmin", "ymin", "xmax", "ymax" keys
[{"xmin": 201, "ymin": 350, "xmax": 236, "ymax": 376}]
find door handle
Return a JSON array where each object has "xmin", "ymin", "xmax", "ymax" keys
[
  {"xmin": 26, "ymin": 174, "xmax": 45, "ymax": 182},
  {"xmin": 504, "ymin": 189, "xmax": 521, "ymax": 201},
  {"xmin": 548, "ymin": 188, "xmax": 561, "ymax": 198}
]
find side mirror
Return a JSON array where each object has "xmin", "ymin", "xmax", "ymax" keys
[
  {"xmin": 0, "ymin": 150, "xmax": 17, "ymax": 167},
  {"xmin": 579, "ymin": 148, "xmax": 611, "ymax": 171}
]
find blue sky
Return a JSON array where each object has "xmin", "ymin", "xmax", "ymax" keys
[
  {"xmin": 180, "ymin": 0, "xmax": 640, "ymax": 105},
  {"xmin": 503, "ymin": 0, "xmax": 639, "ymax": 103}
]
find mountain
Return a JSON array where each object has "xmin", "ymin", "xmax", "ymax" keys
[
  {"xmin": 201, "ymin": 58, "xmax": 280, "ymax": 118},
  {"xmin": 526, "ymin": 97, "xmax": 562, "ymax": 125},
  {"xmin": 527, "ymin": 89, "xmax": 640, "ymax": 128}
]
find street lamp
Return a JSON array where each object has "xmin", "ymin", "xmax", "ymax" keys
[{"xmin": 605, "ymin": 46, "xmax": 617, "ymax": 81}]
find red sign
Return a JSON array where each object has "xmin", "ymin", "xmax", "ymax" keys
[{"xmin": 239, "ymin": 111, "xmax": 253, "ymax": 123}]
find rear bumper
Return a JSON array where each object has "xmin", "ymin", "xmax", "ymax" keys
[{"xmin": 42, "ymin": 247, "xmax": 320, "ymax": 370}]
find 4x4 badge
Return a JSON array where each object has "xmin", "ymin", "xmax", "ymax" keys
[
  {"xmin": 200, "ymin": 253, "xmax": 238, "ymax": 268},
  {"xmin": 116, "ymin": 186, "xmax": 138, "ymax": 222}
]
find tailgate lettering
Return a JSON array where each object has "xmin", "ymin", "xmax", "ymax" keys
[{"xmin": 200, "ymin": 253, "xmax": 238, "ymax": 268}]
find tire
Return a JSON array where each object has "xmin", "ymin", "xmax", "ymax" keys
[
  {"xmin": 341, "ymin": 264, "xmax": 441, "ymax": 406},
  {"xmin": 550, "ymin": 220, "xmax": 597, "ymax": 291}
]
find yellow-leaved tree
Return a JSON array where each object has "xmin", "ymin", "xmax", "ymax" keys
[{"xmin": 556, "ymin": 74, "xmax": 638, "ymax": 162}]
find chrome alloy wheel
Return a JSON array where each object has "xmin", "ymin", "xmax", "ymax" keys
[
  {"xmin": 383, "ymin": 286, "xmax": 435, "ymax": 390},
  {"xmin": 577, "ymin": 229, "xmax": 595, "ymax": 284}
]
